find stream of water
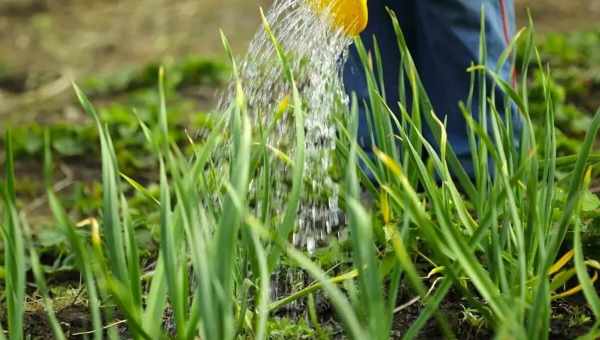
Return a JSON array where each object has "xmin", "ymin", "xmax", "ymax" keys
[{"xmin": 221, "ymin": 0, "xmax": 353, "ymax": 254}]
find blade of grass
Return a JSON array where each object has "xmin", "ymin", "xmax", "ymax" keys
[
  {"xmin": 257, "ymin": 9, "xmax": 306, "ymax": 270},
  {"xmin": 73, "ymin": 84, "xmax": 129, "ymax": 285},
  {"xmin": 22, "ymin": 216, "xmax": 67, "ymax": 340},
  {"xmin": 1, "ymin": 131, "xmax": 26, "ymax": 340},
  {"xmin": 345, "ymin": 102, "xmax": 388, "ymax": 339},
  {"xmin": 573, "ymin": 169, "xmax": 600, "ymax": 318}
]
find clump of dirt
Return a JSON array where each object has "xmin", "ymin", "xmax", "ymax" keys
[
  {"xmin": 389, "ymin": 294, "xmax": 594, "ymax": 339},
  {"xmin": 1, "ymin": 301, "xmax": 97, "ymax": 339},
  {"xmin": 549, "ymin": 299, "xmax": 596, "ymax": 339},
  {"xmin": 23, "ymin": 304, "xmax": 92, "ymax": 338}
]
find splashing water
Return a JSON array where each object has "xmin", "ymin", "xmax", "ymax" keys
[{"xmin": 220, "ymin": 0, "xmax": 352, "ymax": 254}]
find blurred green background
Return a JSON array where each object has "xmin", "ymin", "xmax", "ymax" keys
[
  {"xmin": 0, "ymin": 0, "xmax": 599, "ymax": 224},
  {"xmin": 0, "ymin": 0, "xmax": 598, "ymax": 124}
]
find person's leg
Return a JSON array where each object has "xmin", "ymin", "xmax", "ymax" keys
[
  {"xmin": 343, "ymin": 0, "xmax": 520, "ymax": 177},
  {"xmin": 413, "ymin": 0, "xmax": 520, "ymax": 175},
  {"xmin": 342, "ymin": 0, "xmax": 415, "ymax": 153}
]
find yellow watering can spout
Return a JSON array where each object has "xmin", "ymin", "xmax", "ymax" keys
[{"xmin": 308, "ymin": 0, "xmax": 368, "ymax": 37}]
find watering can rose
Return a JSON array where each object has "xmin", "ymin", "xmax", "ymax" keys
[{"xmin": 308, "ymin": 0, "xmax": 368, "ymax": 36}]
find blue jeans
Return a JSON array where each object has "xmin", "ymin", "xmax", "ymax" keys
[{"xmin": 343, "ymin": 0, "xmax": 521, "ymax": 176}]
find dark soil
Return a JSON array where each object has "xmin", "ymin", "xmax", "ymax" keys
[
  {"xmin": 8, "ymin": 292, "xmax": 594, "ymax": 339},
  {"xmin": 23, "ymin": 304, "xmax": 93, "ymax": 339}
]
